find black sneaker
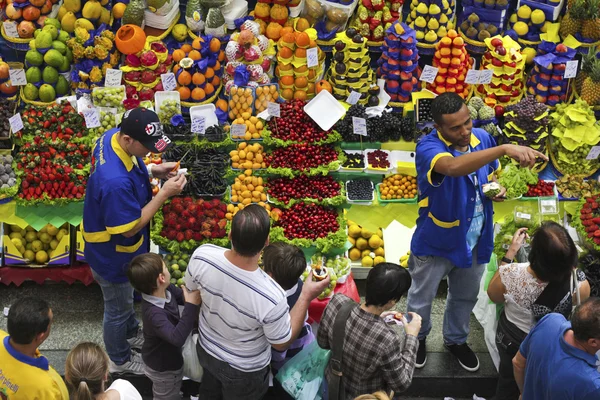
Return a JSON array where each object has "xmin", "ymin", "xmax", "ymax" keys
[
  {"xmin": 415, "ymin": 338, "xmax": 427, "ymax": 369},
  {"xmin": 445, "ymin": 343, "xmax": 480, "ymax": 372}
]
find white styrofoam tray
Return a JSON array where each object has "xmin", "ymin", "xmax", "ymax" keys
[
  {"xmin": 189, "ymin": 104, "xmax": 218, "ymax": 131},
  {"xmin": 154, "ymin": 91, "xmax": 181, "ymax": 116},
  {"xmin": 364, "ymin": 149, "xmax": 393, "ymax": 174},
  {"xmin": 304, "ymin": 90, "xmax": 346, "ymax": 131}
]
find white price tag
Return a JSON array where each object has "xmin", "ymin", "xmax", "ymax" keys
[
  {"xmin": 587, "ymin": 145, "xmax": 600, "ymax": 160},
  {"xmin": 377, "ymin": 78, "xmax": 386, "ymax": 91},
  {"xmin": 8, "ymin": 69, "xmax": 26, "ymax": 86},
  {"xmin": 3, "ymin": 307, "xmax": 8, "ymax": 317},
  {"xmin": 352, "ymin": 116, "xmax": 367, "ymax": 136},
  {"xmin": 478, "ymin": 69, "xmax": 494, "ymax": 84},
  {"xmin": 419, "ymin": 65, "xmax": 439, "ymax": 83},
  {"xmin": 257, "ymin": 109, "xmax": 270, "ymax": 120},
  {"xmin": 267, "ymin": 102, "xmax": 280, "ymax": 118},
  {"xmin": 57, "ymin": 95, "xmax": 77, "ymax": 108},
  {"xmin": 3, "ymin": 21, "xmax": 18, "ymax": 38},
  {"xmin": 104, "ymin": 69, "xmax": 123, "ymax": 87},
  {"xmin": 346, "ymin": 91, "xmax": 362, "ymax": 105},
  {"xmin": 83, "ymin": 108, "xmax": 101, "ymax": 128},
  {"xmin": 9, "ymin": 113, "xmax": 23, "ymax": 133},
  {"xmin": 465, "ymin": 70, "xmax": 481, "ymax": 84},
  {"xmin": 565, "ymin": 60, "xmax": 579, "ymax": 79},
  {"xmin": 191, "ymin": 116, "xmax": 206, "ymax": 134},
  {"xmin": 77, "ymin": 97, "xmax": 93, "ymax": 113},
  {"xmin": 306, "ymin": 47, "xmax": 318, "ymax": 68},
  {"xmin": 516, "ymin": 212, "xmax": 531, "ymax": 220},
  {"xmin": 161, "ymin": 73, "xmax": 177, "ymax": 91},
  {"xmin": 230, "ymin": 123, "xmax": 246, "ymax": 136},
  {"xmin": 541, "ymin": 200, "xmax": 555, "ymax": 207}
]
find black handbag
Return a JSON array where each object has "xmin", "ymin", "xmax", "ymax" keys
[{"xmin": 328, "ymin": 301, "xmax": 357, "ymax": 400}]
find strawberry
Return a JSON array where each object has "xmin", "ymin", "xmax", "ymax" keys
[
  {"xmin": 176, "ymin": 232, "xmax": 185, "ymax": 242},
  {"xmin": 192, "ymin": 232, "xmax": 203, "ymax": 241},
  {"xmin": 184, "ymin": 230, "xmax": 193, "ymax": 240}
]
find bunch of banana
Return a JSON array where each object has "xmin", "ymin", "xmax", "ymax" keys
[{"xmin": 399, "ymin": 251, "xmax": 410, "ymax": 268}]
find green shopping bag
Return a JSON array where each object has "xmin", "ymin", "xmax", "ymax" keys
[{"xmin": 276, "ymin": 340, "xmax": 331, "ymax": 400}]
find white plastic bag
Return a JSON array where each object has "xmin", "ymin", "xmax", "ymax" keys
[{"xmin": 182, "ymin": 332, "xmax": 203, "ymax": 382}]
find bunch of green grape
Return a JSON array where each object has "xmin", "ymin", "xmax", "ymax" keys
[
  {"xmin": 158, "ymin": 99, "xmax": 181, "ymax": 124},
  {"xmin": 99, "ymin": 109, "xmax": 116, "ymax": 132},
  {"xmin": 93, "ymin": 87, "xmax": 125, "ymax": 108}
]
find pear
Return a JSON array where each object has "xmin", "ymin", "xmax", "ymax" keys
[
  {"xmin": 61, "ymin": 12, "xmax": 77, "ymax": 33},
  {"xmin": 64, "ymin": 0, "xmax": 81, "ymax": 13},
  {"xmin": 356, "ymin": 237, "xmax": 369, "ymax": 250},
  {"xmin": 361, "ymin": 229, "xmax": 373, "ymax": 239}
]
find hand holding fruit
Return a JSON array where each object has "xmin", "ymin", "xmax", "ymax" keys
[
  {"xmin": 182, "ymin": 286, "xmax": 202, "ymax": 306},
  {"xmin": 492, "ymin": 185, "xmax": 507, "ymax": 203},
  {"xmin": 507, "ymin": 227, "xmax": 528, "ymax": 260},
  {"xmin": 503, "ymin": 144, "xmax": 548, "ymax": 168},
  {"xmin": 152, "ymin": 162, "xmax": 179, "ymax": 179},
  {"xmin": 403, "ymin": 312, "xmax": 422, "ymax": 337},
  {"xmin": 302, "ymin": 271, "xmax": 331, "ymax": 300},
  {"xmin": 161, "ymin": 174, "xmax": 187, "ymax": 198}
]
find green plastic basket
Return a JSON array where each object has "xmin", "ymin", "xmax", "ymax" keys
[{"xmin": 375, "ymin": 183, "xmax": 418, "ymax": 204}]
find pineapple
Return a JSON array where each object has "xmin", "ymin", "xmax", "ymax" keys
[
  {"xmin": 580, "ymin": 58, "xmax": 600, "ymax": 106},
  {"xmin": 582, "ymin": 0, "xmax": 600, "ymax": 40},
  {"xmin": 576, "ymin": 47, "xmax": 598, "ymax": 94},
  {"xmin": 560, "ymin": 0, "xmax": 586, "ymax": 38}
]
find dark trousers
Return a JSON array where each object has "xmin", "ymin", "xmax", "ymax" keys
[
  {"xmin": 495, "ymin": 312, "xmax": 528, "ymax": 400},
  {"xmin": 196, "ymin": 341, "xmax": 270, "ymax": 400}
]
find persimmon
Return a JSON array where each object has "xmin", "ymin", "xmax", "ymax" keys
[{"xmin": 177, "ymin": 86, "xmax": 191, "ymax": 100}]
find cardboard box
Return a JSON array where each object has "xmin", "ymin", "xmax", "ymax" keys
[{"xmin": 2, "ymin": 223, "xmax": 71, "ymax": 267}]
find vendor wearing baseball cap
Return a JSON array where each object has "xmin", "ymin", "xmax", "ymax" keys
[{"xmin": 82, "ymin": 107, "xmax": 187, "ymax": 375}]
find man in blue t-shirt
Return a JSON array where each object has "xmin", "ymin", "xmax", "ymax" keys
[
  {"xmin": 83, "ymin": 108, "xmax": 187, "ymax": 375},
  {"xmin": 513, "ymin": 298, "xmax": 600, "ymax": 400}
]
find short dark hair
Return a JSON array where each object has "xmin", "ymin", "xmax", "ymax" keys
[
  {"xmin": 431, "ymin": 92, "xmax": 466, "ymax": 125},
  {"xmin": 571, "ymin": 297, "xmax": 600, "ymax": 342},
  {"xmin": 231, "ymin": 204, "xmax": 270, "ymax": 257},
  {"xmin": 263, "ymin": 243, "xmax": 306, "ymax": 290},
  {"xmin": 528, "ymin": 222, "xmax": 578, "ymax": 282},
  {"xmin": 7, "ymin": 297, "xmax": 51, "ymax": 345},
  {"xmin": 127, "ymin": 253, "xmax": 165, "ymax": 294},
  {"xmin": 365, "ymin": 263, "xmax": 412, "ymax": 307}
]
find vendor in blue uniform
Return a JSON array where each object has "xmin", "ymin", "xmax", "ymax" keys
[
  {"xmin": 407, "ymin": 93, "xmax": 547, "ymax": 372},
  {"xmin": 82, "ymin": 107, "xmax": 187, "ymax": 375}
]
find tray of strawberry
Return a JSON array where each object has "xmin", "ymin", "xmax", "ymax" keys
[
  {"xmin": 151, "ymin": 197, "xmax": 230, "ymax": 253},
  {"xmin": 522, "ymin": 180, "xmax": 557, "ymax": 200},
  {"xmin": 14, "ymin": 138, "xmax": 90, "ymax": 204},
  {"xmin": 17, "ymin": 104, "xmax": 89, "ymax": 144},
  {"xmin": 365, "ymin": 149, "xmax": 392, "ymax": 174},
  {"xmin": 263, "ymin": 100, "xmax": 341, "ymax": 147},
  {"xmin": 575, "ymin": 197, "xmax": 600, "ymax": 250},
  {"xmin": 270, "ymin": 203, "xmax": 347, "ymax": 253},
  {"xmin": 266, "ymin": 175, "xmax": 345, "ymax": 207},
  {"xmin": 264, "ymin": 144, "xmax": 344, "ymax": 178}
]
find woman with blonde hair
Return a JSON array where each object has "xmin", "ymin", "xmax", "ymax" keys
[{"xmin": 64, "ymin": 342, "xmax": 142, "ymax": 400}]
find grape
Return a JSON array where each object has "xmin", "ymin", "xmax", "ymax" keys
[
  {"xmin": 158, "ymin": 99, "xmax": 181, "ymax": 124},
  {"xmin": 92, "ymin": 87, "xmax": 125, "ymax": 108}
]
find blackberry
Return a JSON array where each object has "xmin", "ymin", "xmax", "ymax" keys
[{"xmin": 347, "ymin": 179, "xmax": 374, "ymax": 201}]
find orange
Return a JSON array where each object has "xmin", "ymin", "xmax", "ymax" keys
[
  {"xmin": 192, "ymin": 37, "xmax": 204, "ymax": 50},
  {"xmin": 213, "ymin": 60, "xmax": 221, "ymax": 71},
  {"xmin": 191, "ymin": 87, "xmax": 206, "ymax": 101},
  {"xmin": 211, "ymin": 75, "xmax": 221, "ymax": 87},
  {"xmin": 282, "ymin": 32, "xmax": 295, "ymax": 44},
  {"xmin": 172, "ymin": 49, "xmax": 186, "ymax": 63},
  {"xmin": 178, "ymin": 71, "xmax": 192, "ymax": 86},
  {"xmin": 295, "ymin": 32, "xmax": 310, "ymax": 48},
  {"xmin": 188, "ymin": 50, "xmax": 201, "ymax": 61},
  {"xmin": 295, "ymin": 48, "xmax": 306, "ymax": 58},
  {"xmin": 280, "ymin": 26, "xmax": 294, "ymax": 37},
  {"xmin": 216, "ymin": 99, "xmax": 228, "ymax": 112},
  {"xmin": 192, "ymin": 72, "xmax": 205, "ymax": 86},
  {"xmin": 294, "ymin": 76, "xmax": 308, "ymax": 88},
  {"xmin": 280, "ymin": 75, "xmax": 294, "ymax": 86},
  {"xmin": 218, "ymin": 50, "xmax": 225, "ymax": 62},
  {"xmin": 209, "ymin": 37, "xmax": 221, "ymax": 53},
  {"xmin": 172, "ymin": 64, "xmax": 180, "ymax": 75},
  {"xmin": 281, "ymin": 88, "xmax": 294, "ymax": 100},
  {"xmin": 204, "ymin": 82, "xmax": 215, "ymax": 96},
  {"xmin": 205, "ymin": 67, "xmax": 215, "ymax": 79},
  {"xmin": 280, "ymin": 47, "xmax": 293, "ymax": 59},
  {"xmin": 293, "ymin": 90, "xmax": 307, "ymax": 100},
  {"xmin": 181, "ymin": 44, "xmax": 193, "ymax": 53},
  {"xmin": 177, "ymin": 86, "xmax": 191, "ymax": 100}
]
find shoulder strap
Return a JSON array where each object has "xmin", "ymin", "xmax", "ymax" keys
[{"xmin": 328, "ymin": 300, "xmax": 357, "ymax": 400}]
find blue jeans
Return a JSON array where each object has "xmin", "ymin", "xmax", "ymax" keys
[
  {"xmin": 406, "ymin": 249, "xmax": 485, "ymax": 345},
  {"xmin": 92, "ymin": 270, "xmax": 139, "ymax": 365}
]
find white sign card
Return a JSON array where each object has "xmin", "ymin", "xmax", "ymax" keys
[
  {"xmin": 161, "ymin": 73, "xmax": 177, "ymax": 91},
  {"xmin": 8, "ymin": 69, "xmax": 26, "ymax": 86},
  {"xmin": 3, "ymin": 21, "xmax": 18, "ymax": 38},
  {"xmin": 230, "ymin": 123, "xmax": 247, "ymax": 136},
  {"xmin": 352, "ymin": 116, "xmax": 367, "ymax": 136},
  {"xmin": 83, "ymin": 108, "xmax": 101, "ymax": 129},
  {"xmin": 306, "ymin": 47, "xmax": 318, "ymax": 68},
  {"xmin": 565, "ymin": 60, "xmax": 579, "ymax": 79},
  {"xmin": 419, "ymin": 65, "xmax": 439, "ymax": 83},
  {"xmin": 191, "ymin": 116, "xmax": 206, "ymax": 134},
  {"xmin": 8, "ymin": 113, "xmax": 23, "ymax": 133},
  {"xmin": 586, "ymin": 145, "xmax": 600, "ymax": 160},
  {"xmin": 104, "ymin": 69, "xmax": 123, "ymax": 87},
  {"xmin": 267, "ymin": 102, "xmax": 280, "ymax": 118},
  {"xmin": 478, "ymin": 69, "xmax": 494, "ymax": 84},
  {"xmin": 346, "ymin": 91, "xmax": 362, "ymax": 105}
]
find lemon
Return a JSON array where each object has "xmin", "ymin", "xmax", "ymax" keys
[
  {"xmin": 25, "ymin": 231, "xmax": 38, "ymax": 243},
  {"xmin": 374, "ymin": 256, "xmax": 386, "ymax": 266},
  {"xmin": 517, "ymin": 5, "xmax": 531, "ymax": 19},
  {"xmin": 416, "ymin": 3, "xmax": 428, "ymax": 14},
  {"xmin": 531, "ymin": 9, "xmax": 545, "ymax": 25},
  {"xmin": 50, "ymin": 239, "xmax": 59, "ymax": 250},
  {"xmin": 429, "ymin": 4, "xmax": 441, "ymax": 14},
  {"xmin": 425, "ymin": 30, "xmax": 438, "ymax": 42},
  {"xmin": 24, "ymin": 250, "xmax": 35, "ymax": 262},
  {"xmin": 415, "ymin": 16, "xmax": 427, "ymax": 28},
  {"xmin": 361, "ymin": 256, "xmax": 374, "ymax": 268},
  {"xmin": 416, "ymin": 31, "xmax": 425, "ymax": 40},
  {"xmin": 39, "ymin": 232, "xmax": 52, "ymax": 244},
  {"xmin": 428, "ymin": 18, "xmax": 440, "ymax": 30},
  {"xmin": 522, "ymin": 47, "xmax": 536, "ymax": 64},
  {"xmin": 509, "ymin": 13, "xmax": 518, "ymax": 24},
  {"xmin": 35, "ymin": 250, "xmax": 49, "ymax": 264},
  {"xmin": 9, "ymin": 232, "xmax": 23, "ymax": 240},
  {"xmin": 513, "ymin": 21, "xmax": 529, "ymax": 36}
]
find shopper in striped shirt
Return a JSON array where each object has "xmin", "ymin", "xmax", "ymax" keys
[{"xmin": 184, "ymin": 205, "xmax": 330, "ymax": 400}]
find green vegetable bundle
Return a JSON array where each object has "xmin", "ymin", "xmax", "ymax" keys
[{"xmin": 498, "ymin": 164, "xmax": 538, "ymax": 199}]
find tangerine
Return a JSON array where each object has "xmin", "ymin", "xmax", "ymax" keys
[
  {"xmin": 218, "ymin": 50, "xmax": 225, "ymax": 62},
  {"xmin": 295, "ymin": 32, "xmax": 310, "ymax": 48},
  {"xmin": 211, "ymin": 76, "xmax": 221, "ymax": 87},
  {"xmin": 282, "ymin": 32, "xmax": 295, "ymax": 44},
  {"xmin": 216, "ymin": 99, "xmax": 228, "ymax": 112},
  {"xmin": 280, "ymin": 26, "xmax": 294, "ymax": 37},
  {"xmin": 181, "ymin": 44, "xmax": 193, "ymax": 53},
  {"xmin": 293, "ymin": 90, "xmax": 307, "ymax": 100},
  {"xmin": 178, "ymin": 71, "xmax": 192, "ymax": 86},
  {"xmin": 205, "ymin": 67, "xmax": 215, "ymax": 79},
  {"xmin": 214, "ymin": 60, "xmax": 221, "ymax": 71},
  {"xmin": 192, "ymin": 37, "xmax": 204, "ymax": 50},
  {"xmin": 294, "ymin": 65, "xmax": 308, "ymax": 74},
  {"xmin": 295, "ymin": 48, "xmax": 307, "ymax": 58},
  {"xmin": 173, "ymin": 64, "xmax": 180, "ymax": 75},
  {"xmin": 209, "ymin": 37, "xmax": 221, "ymax": 53},
  {"xmin": 192, "ymin": 73, "xmax": 206, "ymax": 86},
  {"xmin": 205, "ymin": 83, "xmax": 215, "ymax": 96},
  {"xmin": 281, "ymin": 88, "xmax": 294, "ymax": 100},
  {"xmin": 280, "ymin": 47, "xmax": 293, "ymax": 59},
  {"xmin": 188, "ymin": 50, "xmax": 201, "ymax": 60},
  {"xmin": 307, "ymin": 69, "xmax": 316, "ymax": 80},
  {"xmin": 191, "ymin": 87, "xmax": 206, "ymax": 101},
  {"xmin": 172, "ymin": 49, "xmax": 186, "ymax": 63},
  {"xmin": 280, "ymin": 76, "xmax": 294, "ymax": 86},
  {"xmin": 309, "ymin": 40, "xmax": 317, "ymax": 48},
  {"xmin": 294, "ymin": 76, "xmax": 308, "ymax": 88},
  {"xmin": 177, "ymin": 86, "xmax": 191, "ymax": 100}
]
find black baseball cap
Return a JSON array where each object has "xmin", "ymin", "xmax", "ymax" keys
[{"xmin": 119, "ymin": 107, "xmax": 172, "ymax": 153}]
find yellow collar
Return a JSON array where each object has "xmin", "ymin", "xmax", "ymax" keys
[
  {"xmin": 111, "ymin": 132, "xmax": 134, "ymax": 172},
  {"xmin": 437, "ymin": 131, "xmax": 481, "ymax": 149}
]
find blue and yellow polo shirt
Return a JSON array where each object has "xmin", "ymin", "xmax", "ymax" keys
[
  {"xmin": 411, "ymin": 128, "xmax": 500, "ymax": 269},
  {"xmin": 0, "ymin": 330, "xmax": 69, "ymax": 400},
  {"xmin": 83, "ymin": 129, "xmax": 152, "ymax": 283}
]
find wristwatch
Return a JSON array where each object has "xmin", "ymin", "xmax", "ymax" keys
[{"xmin": 501, "ymin": 256, "xmax": 513, "ymax": 264}]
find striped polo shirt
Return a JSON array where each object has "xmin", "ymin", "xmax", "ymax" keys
[{"xmin": 185, "ymin": 244, "xmax": 292, "ymax": 372}]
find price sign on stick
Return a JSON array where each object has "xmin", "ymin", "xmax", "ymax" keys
[
  {"xmin": 465, "ymin": 70, "xmax": 480, "ymax": 84},
  {"xmin": 268, "ymin": 102, "xmax": 280, "ymax": 118},
  {"xmin": 478, "ymin": 69, "xmax": 494, "ymax": 84},
  {"xmin": 104, "ymin": 69, "xmax": 123, "ymax": 87},
  {"xmin": 586, "ymin": 145, "xmax": 600, "ymax": 160},
  {"xmin": 9, "ymin": 113, "xmax": 23, "ymax": 133},
  {"xmin": 3, "ymin": 21, "xmax": 18, "ymax": 38},
  {"xmin": 306, "ymin": 47, "xmax": 319, "ymax": 68},
  {"xmin": 161, "ymin": 73, "xmax": 177, "ymax": 91},
  {"xmin": 191, "ymin": 116, "xmax": 206, "ymax": 134},
  {"xmin": 346, "ymin": 91, "xmax": 362, "ymax": 105},
  {"xmin": 83, "ymin": 108, "xmax": 101, "ymax": 129},
  {"xmin": 9, "ymin": 69, "xmax": 26, "ymax": 86},
  {"xmin": 230, "ymin": 124, "xmax": 246, "ymax": 136},
  {"xmin": 565, "ymin": 60, "xmax": 579, "ymax": 79},
  {"xmin": 419, "ymin": 65, "xmax": 439, "ymax": 83},
  {"xmin": 352, "ymin": 116, "xmax": 367, "ymax": 136}
]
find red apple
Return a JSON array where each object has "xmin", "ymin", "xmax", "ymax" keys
[
  {"xmin": 556, "ymin": 44, "xmax": 568, "ymax": 53},
  {"xmin": 494, "ymin": 105, "xmax": 504, "ymax": 117}
]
